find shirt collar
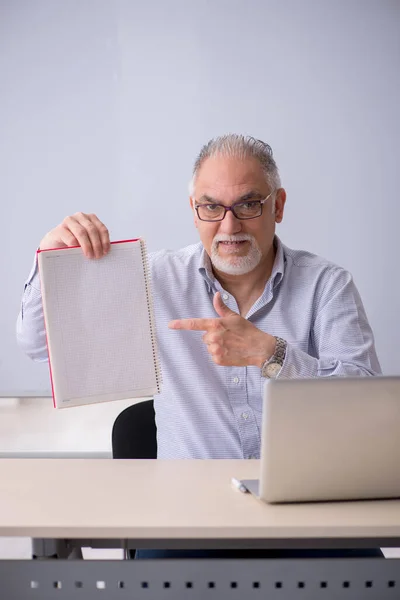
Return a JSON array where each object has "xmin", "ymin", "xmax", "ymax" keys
[
  {"xmin": 198, "ymin": 235, "xmax": 286, "ymax": 293},
  {"xmin": 270, "ymin": 235, "xmax": 285, "ymax": 289},
  {"xmin": 198, "ymin": 248, "xmax": 215, "ymax": 292}
]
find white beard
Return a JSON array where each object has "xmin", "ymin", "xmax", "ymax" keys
[{"xmin": 210, "ymin": 233, "xmax": 262, "ymax": 275}]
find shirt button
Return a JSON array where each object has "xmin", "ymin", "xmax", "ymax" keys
[
  {"xmin": 233, "ymin": 377, "xmax": 240, "ymax": 384},
  {"xmin": 241, "ymin": 412, "xmax": 249, "ymax": 420},
  {"xmin": 222, "ymin": 293, "xmax": 229, "ymax": 301}
]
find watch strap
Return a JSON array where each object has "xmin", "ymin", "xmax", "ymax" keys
[{"xmin": 261, "ymin": 336, "xmax": 287, "ymax": 378}]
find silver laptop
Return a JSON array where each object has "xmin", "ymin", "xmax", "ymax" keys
[{"xmin": 241, "ymin": 376, "xmax": 400, "ymax": 503}]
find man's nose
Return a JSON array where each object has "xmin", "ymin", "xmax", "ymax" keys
[{"xmin": 218, "ymin": 209, "xmax": 242, "ymax": 235}]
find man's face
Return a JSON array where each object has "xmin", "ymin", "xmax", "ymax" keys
[{"xmin": 190, "ymin": 155, "xmax": 285, "ymax": 276}]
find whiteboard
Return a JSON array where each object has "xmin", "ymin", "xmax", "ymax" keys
[{"xmin": 1, "ymin": 0, "xmax": 399, "ymax": 395}]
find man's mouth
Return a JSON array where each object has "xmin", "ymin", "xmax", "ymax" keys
[{"xmin": 219, "ymin": 240, "xmax": 248, "ymax": 246}]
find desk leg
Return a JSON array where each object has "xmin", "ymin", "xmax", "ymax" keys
[{"xmin": 32, "ymin": 539, "xmax": 83, "ymax": 560}]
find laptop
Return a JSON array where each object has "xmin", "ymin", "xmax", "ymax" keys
[{"xmin": 240, "ymin": 376, "xmax": 400, "ymax": 503}]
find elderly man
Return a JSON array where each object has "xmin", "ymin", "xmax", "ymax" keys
[
  {"xmin": 16, "ymin": 134, "xmax": 382, "ymax": 558},
  {"xmin": 17, "ymin": 134, "xmax": 381, "ymax": 460}
]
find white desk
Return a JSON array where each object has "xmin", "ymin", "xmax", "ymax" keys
[
  {"xmin": 0, "ymin": 396, "xmax": 135, "ymax": 457},
  {"xmin": 1, "ymin": 458, "xmax": 400, "ymax": 545},
  {"xmin": 0, "ymin": 459, "xmax": 399, "ymax": 599}
]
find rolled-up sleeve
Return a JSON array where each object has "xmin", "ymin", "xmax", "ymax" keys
[
  {"xmin": 278, "ymin": 267, "xmax": 381, "ymax": 378},
  {"xmin": 16, "ymin": 254, "xmax": 49, "ymax": 362}
]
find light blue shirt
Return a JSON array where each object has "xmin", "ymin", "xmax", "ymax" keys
[{"xmin": 16, "ymin": 237, "xmax": 381, "ymax": 459}]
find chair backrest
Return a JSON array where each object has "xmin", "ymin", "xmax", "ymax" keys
[{"xmin": 112, "ymin": 399, "xmax": 157, "ymax": 459}]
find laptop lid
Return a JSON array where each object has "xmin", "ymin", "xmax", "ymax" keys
[{"xmin": 258, "ymin": 376, "xmax": 400, "ymax": 503}]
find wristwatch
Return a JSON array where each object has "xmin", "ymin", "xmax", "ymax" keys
[{"xmin": 261, "ymin": 337, "xmax": 287, "ymax": 379}]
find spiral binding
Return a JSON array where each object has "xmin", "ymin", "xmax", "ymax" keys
[{"xmin": 140, "ymin": 238, "xmax": 162, "ymax": 393}]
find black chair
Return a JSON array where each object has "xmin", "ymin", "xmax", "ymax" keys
[{"xmin": 112, "ymin": 399, "xmax": 157, "ymax": 459}]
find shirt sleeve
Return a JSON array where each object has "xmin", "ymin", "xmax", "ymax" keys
[
  {"xmin": 278, "ymin": 267, "xmax": 382, "ymax": 378},
  {"xmin": 16, "ymin": 253, "xmax": 49, "ymax": 362}
]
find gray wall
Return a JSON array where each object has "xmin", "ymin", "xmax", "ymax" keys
[{"xmin": 1, "ymin": 0, "xmax": 399, "ymax": 395}]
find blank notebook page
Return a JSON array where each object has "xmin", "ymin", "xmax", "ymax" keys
[{"xmin": 38, "ymin": 240, "xmax": 161, "ymax": 408}]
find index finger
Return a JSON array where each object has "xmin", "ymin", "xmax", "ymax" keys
[{"xmin": 168, "ymin": 318, "xmax": 219, "ymax": 331}]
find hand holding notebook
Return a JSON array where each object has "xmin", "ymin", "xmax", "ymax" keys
[{"xmin": 39, "ymin": 212, "xmax": 111, "ymax": 259}]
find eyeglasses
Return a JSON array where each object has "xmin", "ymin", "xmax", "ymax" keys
[{"xmin": 194, "ymin": 190, "xmax": 275, "ymax": 222}]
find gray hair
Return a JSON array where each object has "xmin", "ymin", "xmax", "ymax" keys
[{"xmin": 188, "ymin": 134, "xmax": 281, "ymax": 197}]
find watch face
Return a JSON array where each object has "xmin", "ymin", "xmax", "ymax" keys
[{"xmin": 266, "ymin": 362, "xmax": 282, "ymax": 378}]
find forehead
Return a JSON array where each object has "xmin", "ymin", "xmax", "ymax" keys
[{"xmin": 195, "ymin": 155, "xmax": 267, "ymax": 198}]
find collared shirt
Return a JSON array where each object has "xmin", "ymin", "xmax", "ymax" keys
[{"xmin": 16, "ymin": 237, "xmax": 381, "ymax": 459}]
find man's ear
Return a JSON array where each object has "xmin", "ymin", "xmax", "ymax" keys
[
  {"xmin": 274, "ymin": 188, "xmax": 286, "ymax": 224},
  {"xmin": 190, "ymin": 196, "xmax": 199, "ymax": 229}
]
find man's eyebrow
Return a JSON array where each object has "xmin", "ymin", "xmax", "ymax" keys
[
  {"xmin": 196, "ymin": 191, "xmax": 264, "ymax": 204},
  {"xmin": 196, "ymin": 195, "xmax": 216, "ymax": 204},
  {"xmin": 236, "ymin": 191, "xmax": 264, "ymax": 202}
]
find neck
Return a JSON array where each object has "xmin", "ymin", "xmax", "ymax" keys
[{"xmin": 212, "ymin": 243, "xmax": 276, "ymax": 304}]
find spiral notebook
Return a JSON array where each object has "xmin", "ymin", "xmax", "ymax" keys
[{"xmin": 37, "ymin": 238, "xmax": 162, "ymax": 408}]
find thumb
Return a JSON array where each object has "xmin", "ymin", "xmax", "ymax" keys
[{"xmin": 213, "ymin": 291, "xmax": 237, "ymax": 318}]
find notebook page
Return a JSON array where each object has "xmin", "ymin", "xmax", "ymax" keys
[{"xmin": 38, "ymin": 240, "xmax": 159, "ymax": 408}]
